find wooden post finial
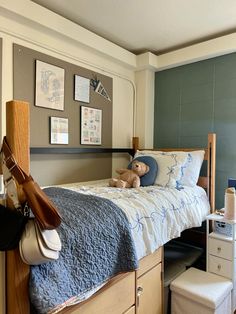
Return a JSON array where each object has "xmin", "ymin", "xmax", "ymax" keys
[{"xmin": 132, "ymin": 137, "xmax": 139, "ymax": 153}]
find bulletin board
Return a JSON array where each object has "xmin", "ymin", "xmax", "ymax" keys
[
  {"xmin": 13, "ymin": 44, "xmax": 113, "ymax": 148},
  {"xmin": 0, "ymin": 38, "xmax": 2, "ymax": 191},
  {"xmin": 0, "ymin": 38, "xmax": 2, "ymax": 101}
]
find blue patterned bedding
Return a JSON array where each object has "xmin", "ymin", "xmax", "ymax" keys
[
  {"xmin": 30, "ymin": 181, "xmax": 210, "ymax": 313},
  {"xmin": 29, "ymin": 187, "xmax": 138, "ymax": 314},
  {"xmin": 66, "ymin": 180, "xmax": 210, "ymax": 260}
]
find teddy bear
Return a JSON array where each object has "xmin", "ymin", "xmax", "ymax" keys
[{"xmin": 108, "ymin": 160, "xmax": 150, "ymax": 188}]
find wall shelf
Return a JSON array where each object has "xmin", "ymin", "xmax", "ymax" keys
[{"xmin": 30, "ymin": 147, "xmax": 135, "ymax": 156}]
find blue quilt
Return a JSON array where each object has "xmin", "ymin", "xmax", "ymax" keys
[{"xmin": 29, "ymin": 187, "xmax": 138, "ymax": 313}]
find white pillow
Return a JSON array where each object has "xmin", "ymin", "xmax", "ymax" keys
[
  {"xmin": 135, "ymin": 150, "xmax": 205, "ymax": 188},
  {"xmin": 179, "ymin": 150, "xmax": 205, "ymax": 187},
  {"xmin": 135, "ymin": 150, "xmax": 187, "ymax": 189}
]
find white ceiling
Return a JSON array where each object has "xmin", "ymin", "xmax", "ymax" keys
[{"xmin": 31, "ymin": 0, "xmax": 236, "ymax": 55}]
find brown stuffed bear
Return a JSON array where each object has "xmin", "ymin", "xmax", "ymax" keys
[{"xmin": 109, "ymin": 160, "xmax": 150, "ymax": 188}]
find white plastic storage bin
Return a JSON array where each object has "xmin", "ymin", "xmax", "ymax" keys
[
  {"xmin": 170, "ymin": 267, "xmax": 232, "ymax": 314},
  {"xmin": 214, "ymin": 220, "xmax": 236, "ymax": 237}
]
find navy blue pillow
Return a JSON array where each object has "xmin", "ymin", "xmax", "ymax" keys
[{"xmin": 128, "ymin": 156, "xmax": 158, "ymax": 186}]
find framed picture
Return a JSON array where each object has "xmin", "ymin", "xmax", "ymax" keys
[
  {"xmin": 35, "ymin": 60, "xmax": 65, "ymax": 111},
  {"xmin": 81, "ymin": 106, "xmax": 102, "ymax": 145},
  {"xmin": 74, "ymin": 75, "xmax": 90, "ymax": 103},
  {"xmin": 50, "ymin": 116, "xmax": 69, "ymax": 144}
]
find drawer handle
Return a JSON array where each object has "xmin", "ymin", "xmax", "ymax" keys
[
  {"xmin": 137, "ymin": 286, "xmax": 143, "ymax": 307},
  {"xmin": 217, "ymin": 247, "xmax": 221, "ymax": 253},
  {"xmin": 217, "ymin": 264, "xmax": 221, "ymax": 271},
  {"xmin": 137, "ymin": 286, "xmax": 143, "ymax": 296}
]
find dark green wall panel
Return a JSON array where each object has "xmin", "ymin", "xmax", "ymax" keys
[{"xmin": 154, "ymin": 53, "xmax": 236, "ymax": 208}]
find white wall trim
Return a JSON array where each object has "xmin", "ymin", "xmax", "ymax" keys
[
  {"xmin": 136, "ymin": 52, "xmax": 158, "ymax": 71},
  {"xmin": 157, "ymin": 32, "xmax": 236, "ymax": 70},
  {"xmin": 135, "ymin": 33, "xmax": 236, "ymax": 72},
  {"xmin": 0, "ymin": 0, "xmax": 137, "ymax": 69},
  {"xmin": 1, "ymin": 0, "xmax": 236, "ymax": 73}
]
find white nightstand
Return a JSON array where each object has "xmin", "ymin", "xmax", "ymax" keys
[{"xmin": 206, "ymin": 213, "xmax": 236, "ymax": 311}]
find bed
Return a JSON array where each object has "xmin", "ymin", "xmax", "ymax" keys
[{"xmin": 3, "ymin": 100, "xmax": 216, "ymax": 314}]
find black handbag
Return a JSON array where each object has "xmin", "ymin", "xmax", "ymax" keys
[{"xmin": 0, "ymin": 204, "xmax": 28, "ymax": 251}]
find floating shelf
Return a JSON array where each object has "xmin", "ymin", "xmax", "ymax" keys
[{"xmin": 30, "ymin": 147, "xmax": 135, "ymax": 156}]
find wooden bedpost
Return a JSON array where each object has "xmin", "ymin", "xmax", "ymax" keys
[
  {"xmin": 207, "ymin": 133, "xmax": 216, "ymax": 213},
  {"xmin": 6, "ymin": 100, "xmax": 30, "ymax": 314},
  {"xmin": 132, "ymin": 137, "xmax": 139, "ymax": 153}
]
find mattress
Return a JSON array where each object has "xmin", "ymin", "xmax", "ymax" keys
[
  {"xmin": 63, "ymin": 179, "xmax": 210, "ymax": 260},
  {"xmin": 40, "ymin": 179, "xmax": 210, "ymax": 313}
]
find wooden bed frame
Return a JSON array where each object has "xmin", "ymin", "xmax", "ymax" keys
[{"xmin": 3, "ymin": 100, "xmax": 216, "ymax": 314}]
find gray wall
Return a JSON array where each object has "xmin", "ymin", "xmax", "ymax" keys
[
  {"xmin": 0, "ymin": 39, "xmax": 2, "ymax": 191},
  {"xmin": 0, "ymin": 38, "xmax": 2, "ymax": 130},
  {"xmin": 154, "ymin": 52, "xmax": 236, "ymax": 208},
  {"xmin": 13, "ymin": 44, "xmax": 113, "ymax": 186}
]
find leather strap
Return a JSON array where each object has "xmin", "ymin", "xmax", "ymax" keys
[
  {"xmin": 1, "ymin": 137, "xmax": 62, "ymax": 229},
  {"xmin": 2, "ymin": 161, "xmax": 21, "ymax": 210},
  {"xmin": 1, "ymin": 137, "xmax": 31, "ymax": 185},
  {"xmin": 1, "ymin": 137, "xmax": 31, "ymax": 211}
]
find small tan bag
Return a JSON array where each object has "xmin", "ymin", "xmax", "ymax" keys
[{"xmin": 19, "ymin": 219, "xmax": 62, "ymax": 265}]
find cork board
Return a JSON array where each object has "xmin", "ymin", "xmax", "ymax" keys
[
  {"xmin": 13, "ymin": 44, "xmax": 113, "ymax": 185},
  {"xmin": 0, "ymin": 38, "xmax": 2, "ymax": 140},
  {"xmin": 13, "ymin": 44, "xmax": 112, "ymax": 148}
]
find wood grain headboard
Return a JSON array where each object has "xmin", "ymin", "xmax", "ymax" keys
[{"xmin": 132, "ymin": 134, "xmax": 216, "ymax": 212}]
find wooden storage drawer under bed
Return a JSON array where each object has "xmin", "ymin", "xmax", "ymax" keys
[
  {"xmin": 64, "ymin": 247, "xmax": 163, "ymax": 314},
  {"xmin": 64, "ymin": 272, "xmax": 135, "ymax": 314},
  {"xmin": 124, "ymin": 305, "xmax": 135, "ymax": 314},
  {"xmin": 136, "ymin": 247, "xmax": 163, "ymax": 314},
  {"xmin": 136, "ymin": 263, "xmax": 162, "ymax": 314},
  {"xmin": 137, "ymin": 247, "xmax": 162, "ymax": 277}
]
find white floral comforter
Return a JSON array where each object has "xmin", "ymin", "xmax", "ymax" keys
[{"xmin": 61, "ymin": 180, "xmax": 210, "ymax": 260}]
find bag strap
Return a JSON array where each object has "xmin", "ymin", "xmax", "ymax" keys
[
  {"xmin": 1, "ymin": 138, "xmax": 30, "ymax": 215},
  {"xmin": 2, "ymin": 164, "xmax": 21, "ymax": 209},
  {"xmin": 1, "ymin": 137, "xmax": 61, "ymax": 228},
  {"xmin": 1, "ymin": 137, "xmax": 31, "ymax": 185}
]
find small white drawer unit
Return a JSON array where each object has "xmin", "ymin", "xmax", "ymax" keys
[{"xmin": 206, "ymin": 213, "xmax": 236, "ymax": 311}]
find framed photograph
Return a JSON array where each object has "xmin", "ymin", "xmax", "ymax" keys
[
  {"xmin": 81, "ymin": 106, "xmax": 102, "ymax": 145},
  {"xmin": 50, "ymin": 116, "xmax": 69, "ymax": 145},
  {"xmin": 74, "ymin": 75, "xmax": 90, "ymax": 103},
  {"xmin": 35, "ymin": 60, "xmax": 65, "ymax": 111}
]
